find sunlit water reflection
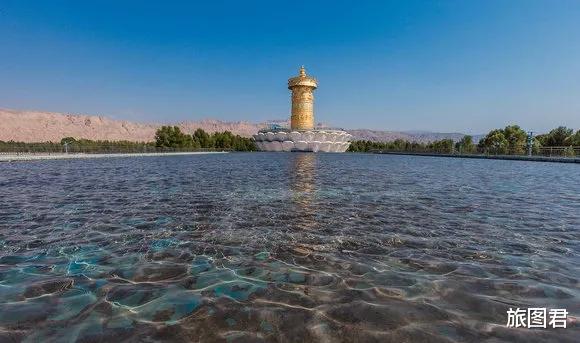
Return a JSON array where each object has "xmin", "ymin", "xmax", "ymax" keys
[{"xmin": 0, "ymin": 153, "xmax": 578, "ymax": 342}]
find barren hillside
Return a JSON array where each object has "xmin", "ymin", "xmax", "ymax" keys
[
  {"xmin": 0, "ymin": 108, "xmax": 474, "ymax": 143},
  {"xmin": 0, "ymin": 109, "xmax": 262, "ymax": 142}
]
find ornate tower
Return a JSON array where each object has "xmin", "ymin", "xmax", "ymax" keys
[
  {"xmin": 288, "ymin": 66, "xmax": 318, "ymax": 131},
  {"xmin": 253, "ymin": 65, "xmax": 350, "ymax": 152}
]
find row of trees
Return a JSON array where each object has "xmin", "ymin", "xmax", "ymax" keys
[
  {"xmin": 0, "ymin": 138, "xmax": 156, "ymax": 153},
  {"xmin": 348, "ymin": 125, "xmax": 579, "ymax": 155},
  {"xmin": 0, "ymin": 127, "xmax": 256, "ymax": 153},
  {"xmin": 478, "ymin": 125, "xmax": 580, "ymax": 154},
  {"xmin": 60, "ymin": 137, "xmax": 156, "ymax": 153},
  {"xmin": 0, "ymin": 140, "xmax": 61, "ymax": 153},
  {"xmin": 478, "ymin": 125, "xmax": 529, "ymax": 154},
  {"xmin": 154, "ymin": 126, "xmax": 256, "ymax": 151},
  {"xmin": 2, "ymin": 124, "xmax": 577, "ymax": 155},
  {"xmin": 536, "ymin": 126, "xmax": 580, "ymax": 146},
  {"xmin": 348, "ymin": 138, "xmax": 457, "ymax": 153}
]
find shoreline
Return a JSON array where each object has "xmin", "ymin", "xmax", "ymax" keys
[
  {"xmin": 374, "ymin": 151, "xmax": 580, "ymax": 163},
  {"xmin": 0, "ymin": 151, "xmax": 228, "ymax": 162}
]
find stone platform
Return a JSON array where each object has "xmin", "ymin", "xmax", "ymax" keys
[{"xmin": 253, "ymin": 129, "xmax": 351, "ymax": 152}]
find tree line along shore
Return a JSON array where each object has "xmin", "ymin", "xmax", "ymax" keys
[
  {"xmin": 349, "ymin": 125, "xmax": 580, "ymax": 156},
  {"xmin": 0, "ymin": 125, "xmax": 579, "ymax": 156},
  {"xmin": 0, "ymin": 127, "xmax": 256, "ymax": 153}
]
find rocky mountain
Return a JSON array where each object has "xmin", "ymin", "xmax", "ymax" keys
[
  {"xmin": 0, "ymin": 108, "xmax": 478, "ymax": 143},
  {"xmin": 0, "ymin": 108, "xmax": 263, "ymax": 143}
]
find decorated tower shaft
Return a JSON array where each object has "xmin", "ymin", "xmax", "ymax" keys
[{"xmin": 288, "ymin": 66, "xmax": 318, "ymax": 131}]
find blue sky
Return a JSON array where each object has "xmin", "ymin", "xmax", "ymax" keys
[{"xmin": 1, "ymin": 0, "xmax": 579, "ymax": 133}]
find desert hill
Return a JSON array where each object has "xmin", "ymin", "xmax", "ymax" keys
[
  {"xmin": 0, "ymin": 108, "xmax": 475, "ymax": 143},
  {"xmin": 0, "ymin": 109, "xmax": 262, "ymax": 143}
]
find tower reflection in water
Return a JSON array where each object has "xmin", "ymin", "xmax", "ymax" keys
[{"xmin": 289, "ymin": 153, "xmax": 318, "ymax": 231}]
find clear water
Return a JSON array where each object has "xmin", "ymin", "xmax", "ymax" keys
[{"xmin": 0, "ymin": 153, "xmax": 578, "ymax": 342}]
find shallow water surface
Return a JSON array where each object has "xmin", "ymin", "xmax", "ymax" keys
[{"xmin": 0, "ymin": 153, "xmax": 579, "ymax": 342}]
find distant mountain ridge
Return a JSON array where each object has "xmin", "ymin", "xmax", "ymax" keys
[
  {"xmin": 0, "ymin": 108, "xmax": 479, "ymax": 143},
  {"xmin": 0, "ymin": 108, "xmax": 263, "ymax": 143}
]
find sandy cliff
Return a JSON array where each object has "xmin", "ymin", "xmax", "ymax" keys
[
  {"xmin": 0, "ymin": 108, "xmax": 473, "ymax": 143},
  {"xmin": 0, "ymin": 109, "xmax": 262, "ymax": 142}
]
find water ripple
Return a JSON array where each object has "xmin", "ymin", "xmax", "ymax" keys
[{"xmin": 0, "ymin": 153, "xmax": 578, "ymax": 342}]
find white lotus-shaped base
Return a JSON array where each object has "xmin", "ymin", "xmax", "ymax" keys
[{"xmin": 253, "ymin": 130, "xmax": 351, "ymax": 152}]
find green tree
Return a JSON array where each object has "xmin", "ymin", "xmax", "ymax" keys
[
  {"xmin": 567, "ymin": 130, "xmax": 580, "ymax": 146},
  {"xmin": 214, "ymin": 131, "xmax": 235, "ymax": 149},
  {"xmin": 193, "ymin": 128, "xmax": 212, "ymax": 148},
  {"xmin": 480, "ymin": 129, "xmax": 508, "ymax": 154},
  {"xmin": 537, "ymin": 126, "xmax": 573, "ymax": 146},
  {"xmin": 455, "ymin": 135, "xmax": 474, "ymax": 153},
  {"xmin": 190, "ymin": 128, "xmax": 255, "ymax": 151},
  {"xmin": 155, "ymin": 126, "xmax": 193, "ymax": 148},
  {"xmin": 503, "ymin": 125, "xmax": 527, "ymax": 154},
  {"xmin": 60, "ymin": 137, "xmax": 77, "ymax": 145},
  {"xmin": 429, "ymin": 139, "xmax": 454, "ymax": 153}
]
